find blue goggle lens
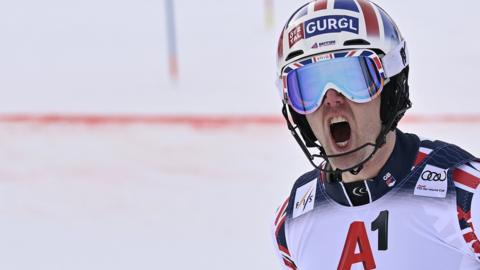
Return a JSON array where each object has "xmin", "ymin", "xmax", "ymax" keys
[{"xmin": 286, "ymin": 56, "xmax": 383, "ymax": 114}]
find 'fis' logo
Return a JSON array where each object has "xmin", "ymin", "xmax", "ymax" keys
[
  {"xmin": 293, "ymin": 179, "xmax": 317, "ymax": 219},
  {"xmin": 295, "ymin": 186, "xmax": 314, "ymax": 210}
]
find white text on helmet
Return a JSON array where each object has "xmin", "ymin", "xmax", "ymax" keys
[{"xmin": 305, "ymin": 15, "xmax": 359, "ymax": 38}]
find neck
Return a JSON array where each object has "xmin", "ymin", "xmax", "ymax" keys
[{"xmin": 341, "ymin": 130, "xmax": 397, "ymax": 183}]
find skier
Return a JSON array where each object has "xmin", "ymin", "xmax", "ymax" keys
[{"xmin": 272, "ymin": 0, "xmax": 480, "ymax": 269}]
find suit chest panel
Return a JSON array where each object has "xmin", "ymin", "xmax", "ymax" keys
[{"xmin": 285, "ymin": 191, "xmax": 475, "ymax": 270}]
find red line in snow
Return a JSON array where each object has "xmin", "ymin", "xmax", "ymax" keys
[
  {"xmin": 0, "ymin": 114, "xmax": 284, "ymax": 127},
  {"xmin": 403, "ymin": 114, "xmax": 480, "ymax": 124},
  {"xmin": 0, "ymin": 114, "xmax": 479, "ymax": 126}
]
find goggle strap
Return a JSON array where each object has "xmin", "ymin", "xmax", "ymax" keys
[{"xmin": 382, "ymin": 40, "xmax": 409, "ymax": 79}]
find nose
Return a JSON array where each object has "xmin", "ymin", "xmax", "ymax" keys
[{"xmin": 323, "ymin": 89, "xmax": 345, "ymax": 107}]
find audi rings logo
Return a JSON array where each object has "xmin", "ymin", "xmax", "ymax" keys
[{"xmin": 421, "ymin": 170, "xmax": 446, "ymax": 181}]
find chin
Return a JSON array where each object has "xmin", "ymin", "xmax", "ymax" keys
[
  {"xmin": 327, "ymin": 148, "xmax": 368, "ymax": 171},
  {"xmin": 330, "ymin": 158, "xmax": 358, "ymax": 171}
]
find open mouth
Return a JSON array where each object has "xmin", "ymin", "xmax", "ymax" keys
[{"xmin": 329, "ymin": 116, "xmax": 351, "ymax": 148}]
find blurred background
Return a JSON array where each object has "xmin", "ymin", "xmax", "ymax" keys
[{"xmin": 0, "ymin": 0, "xmax": 479, "ymax": 269}]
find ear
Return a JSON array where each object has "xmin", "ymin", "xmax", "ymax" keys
[{"xmin": 380, "ymin": 67, "xmax": 411, "ymax": 131}]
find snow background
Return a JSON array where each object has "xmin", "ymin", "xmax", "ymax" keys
[
  {"xmin": 0, "ymin": 0, "xmax": 479, "ymax": 269},
  {"xmin": 0, "ymin": 0, "xmax": 479, "ymax": 115}
]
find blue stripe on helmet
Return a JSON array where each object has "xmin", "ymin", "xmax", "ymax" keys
[
  {"xmin": 292, "ymin": 4, "xmax": 309, "ymax": 22},
  {"xmin": 286, "ymin": 2, "xmax": 309, "ymax": 28},
  {"xmin": 334, "ymin": 0, "xmax": 359, "ymax": 12},
  {"xmin": 379, "ymin": 7, "xmax": 400, "ymax": 43}
]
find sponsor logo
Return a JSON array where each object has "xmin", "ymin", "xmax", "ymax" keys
[
  {"xmin": 288, "ymin": 16, "xmax": 358, "ymax": 48},
  {"xmin": 352, "ymin": 186, "xmax": 367, "ymax": 197},
  {"xmin": 295, "ymin": 186, "xmax": 314, "ymax": 210},
  {"xmin": 305, "ymin": 15, "xmax": 359, "ymax": 39},
  {"xmin": 311, "ymin": 40, "xmax": 336, "ymax": 49},
  {"xmin": 414, "ymin": 164, "xmax": 448, "ymax": 198},
  {"xmin": 383, "ymin": 172, "xmax": 396, "ymax": 187},
  {"xmin": 293, "ymin": 179, "xmax": 317, "ymax": 219},
  {"xmin": 421, "ymin": 170, "xmax": 446, "ymax": 181},
  {"xmin": 415, "ymin": 184, "xmax": 445, "ymax": 194},
  {"xmin": 288, "ymin": 23, "xmax": 305, "ymax": 48}
]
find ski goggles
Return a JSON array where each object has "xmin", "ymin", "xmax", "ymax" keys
[{"xmin": 280, "ymin": 50, "xmax": 387, "ymax": 115}]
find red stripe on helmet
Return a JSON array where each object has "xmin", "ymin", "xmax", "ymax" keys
[
  {"xmin": 314, "ymin": 0, "xmax": 328, "ymax": 11},
  {"xmin": 358, "ymin": 0, "xmax": 380, "ymax": 37},
  {"xmin": 277, "ymin": 30, "xmax": 284, "ymax": 61}
]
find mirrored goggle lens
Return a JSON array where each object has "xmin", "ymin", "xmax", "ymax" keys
[{"xmin": 286, "ymin": 56, "xmax": 383, "ymax": 114}]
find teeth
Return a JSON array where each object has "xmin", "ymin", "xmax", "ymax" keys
[
  {"xmin": 329, "ymin": 116, "xmax": 348, "ymax": 125},
  {"xmin": 336, "ymin": 141, "xmax": 348, "ymax": 147}
]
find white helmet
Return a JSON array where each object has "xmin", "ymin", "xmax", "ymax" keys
[{"xmin": 277, "ymin": 0, "xmax": 408, "ymax": 78}]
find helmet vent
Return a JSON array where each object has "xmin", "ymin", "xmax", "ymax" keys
[
  {"xmin": 343, "ymin": 39, "xmax": 371, "ymax": 46},
  {"xmin": 285, "ymin": 50, "xmax": 304, "ymax": 61}
]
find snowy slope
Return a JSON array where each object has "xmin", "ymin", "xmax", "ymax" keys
[{"xmin": 0, "ymin": 121, "xmax": 478, "ymax": 270}]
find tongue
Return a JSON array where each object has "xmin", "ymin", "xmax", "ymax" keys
[{"xmin": 330, "ymin": 122, "xmax": 351, "ymax": 143}]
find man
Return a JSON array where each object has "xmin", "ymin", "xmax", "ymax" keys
[{"xmin": 272, "ymin": 0, "xmax": 480, "ymax": 269}]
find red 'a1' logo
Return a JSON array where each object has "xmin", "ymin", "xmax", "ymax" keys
[{"xmin": 337, "ymin": 222, "xmax": 376, "ymax": 270}]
